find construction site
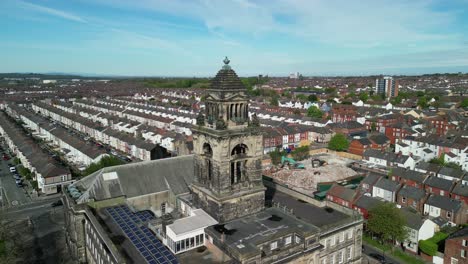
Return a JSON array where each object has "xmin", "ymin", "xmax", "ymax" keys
[{"xmin": 263, "ymin": 153, "xmax": 360, "ymax": 196}]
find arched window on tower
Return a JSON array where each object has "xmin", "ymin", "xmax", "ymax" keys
[
  {"xmin": 230, "ymin": 144, "xmax": 248, "ymax": 185},
  {"xmin": 203, "ymin": 143, "xmax": 213, "ymax": 182}
]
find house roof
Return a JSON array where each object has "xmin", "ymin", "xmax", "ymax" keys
[
  {"xmin": 415, "ymin": 162, "xmax": 441, "ymax": 173},
  {"xmin": 425, "ymin": 194, "xmax": 461, "ymax": 212},
  {"xmin": 423, "ymin": 176, "xmax": 454, "ymax": 191},
  {"xmin": 391, "ymin": 167, "xmax": 427, "ymax": 183},
  {"xmin": 361, "ymin": 173, "xmax": 382, "ymax": 186},
  {"xmin": 327, "ymin": 184, "xmax": 356, "ymax": 202},
  {"xmin": 447, "ymin": 226, "xmax": 468, "ymax": 240},
  {"xmin": 369, "ymin": 134, "xmax": 390, "ymax": 145},
  {"xmin": 397, "ymin": 185, "xmax": 426, "ymax": 200},
  {"xmin": 354, "ymin": 195, "xmax": 383, "ymax": 210},
  {"xmin": 451, "ymin": 181, "xmax": 468, "ymax": 197},
  {"xmin": 401, "ymin": 208, "xmax": 425, "ymax": 230},
  {"xmin": 374, "ymin": 177, "xmax": 400, "ymax": 192},
  {"xmin": 438, "ymin": 167, "xmax": 465, "ymax": 179}
]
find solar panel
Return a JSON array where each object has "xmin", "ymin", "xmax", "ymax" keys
[{"xmin": 105, "ymin": 206, "xmax": 177, "ymax": 264}]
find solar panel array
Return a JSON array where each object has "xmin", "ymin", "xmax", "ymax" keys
[{"xmin": 106, "ymin": 205, "xmax": 178, "ymax": 264}]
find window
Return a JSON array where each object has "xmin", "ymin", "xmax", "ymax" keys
[
  {"xmin": 440, "ymin": 190, "xmax": 445, "ymax": 196},
  {"xmin": 348, "ymin": 230, "xmax": 353, "ymax": 240},
  {"xmin": 331, "ymin": 236, "xmax": 336, "ymax": 246},
  {"xmin": 462, "ymin": 249, "xmax": 466, "ymax": 258},
  {"xmin": 447, "ymin": 211, "xmax": 452, "ymax": 218},
  {"xmin": 270, "ymin": 242, "xmax": 278, "ymax": 250},
  {"xmin": 346, "ymin": 246, "xmax": 352, "ymax": 260},
  {"xmin": 463, "ymin": 240, "xmax": 467, "ymax": 247},
  {"xmin": 340, "ymin": 232, "xmax": 345, "ymax": 242},
  {"xmin": 326, "ymin": 239, "xmax": 331, "ymax": 248},
  {"xmin": 451, "ymin": 257, "xmax": 458, "ymax": 264},
  {"xmin": 402, "ymin": 197, "xmax": 407, "ymax": 203},
  {"xmin": 295, "ymin": 236, "xmax": 301, "ymax": 244},
  {"xmin": 285, "ymin": 236, "xmax": 292, "ymax": 245},
  {"xmin": 337, "ymin": 250, "xmax": 344, "ymax": 264}
]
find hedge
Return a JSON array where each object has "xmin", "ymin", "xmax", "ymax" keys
[
  {"xmin": 419, "ymin": 240, "xmax": 437, "ymax": 256},
  {"xmin": 419, "ymin": 232, "xmax": 448, "ymax": 256}
]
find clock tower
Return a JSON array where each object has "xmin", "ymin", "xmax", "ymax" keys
[{"xmin": 191, "ymin": 57, "xmax": 265, "ymax": 223}]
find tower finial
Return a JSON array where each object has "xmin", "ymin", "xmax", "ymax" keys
[{"xmin": 222, "ymin": 56, "xmax": 231, "ymax": 70}]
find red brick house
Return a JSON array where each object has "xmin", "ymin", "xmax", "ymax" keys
[
  {"xmin": 423, "ymin": 176, "xmax": 454, "ymax": 197},
  {"xmin": 364, "ymin": 113, "xmax": 402, "ymax": 132},
  {"xmin": 352, "ymin": 194, "xmax": 383, "ymax": 219},
  {"xmin": 327, "ymin": 121, "xmax": 367, "ymax": 138},
  {"xmin": 326, "ymin": 184, "xmax": 357, "ymax": 208},
  {"xmin": 348, "ymin": 133, "xmax": 390, "ymax": 156},
  {"xmin": 390, "ymin": 167, "xmax": 428, "ymax": 189},
  {"xmin": 444, "ymin": 227, "xmax": 468, "ymax": 264},
  {"xmin": 348, "ymin": 138, "xmax": 372, "ymax": 156},
  {"xmin": 451, "ymin": 180, "xmax": 468, "ymax": 204},
  {"xmin": 396, "ymin": 185, "xmax": 427, "ymax": 213},
  {"xmin": 331, "ymin": 105, "xmax": 357, "ymax": 123},
  {"xmin": 426, "ymin": 115, "xmax": 456, "ymax": 136},
  {"xmin": 262, "ymin": 127, "xmax": 285, "ymax": 154},
  {"xmin": 385, "ymin": 123, "xmax": 415, "ymax": 144}
]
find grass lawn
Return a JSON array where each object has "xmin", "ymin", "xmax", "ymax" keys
[{"xmin": 363, "ymin": 235, "xmax": 426, "ymax": 264}]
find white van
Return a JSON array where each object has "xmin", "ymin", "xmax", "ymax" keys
[{"xmin": 9, "ymin": 167, "xmax": 16, "ymax": 173}]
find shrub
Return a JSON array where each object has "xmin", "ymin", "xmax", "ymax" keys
[{"xmin": 419, "ymin": 240, "xmax": 437, "ymax": 256}]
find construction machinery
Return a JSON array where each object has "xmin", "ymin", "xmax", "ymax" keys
[{"xmin": 281, "ymin": 156, "xmax": 305, "ymax": 169}]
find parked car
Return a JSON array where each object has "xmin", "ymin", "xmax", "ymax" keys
[
  {"xmin": 3, "ymin": 154, "xmax": 9, "ymax": 160},
  {"xmin": 51, "ymin": 200, "xmax": 63, "ymax": 207},
  {"xmin": 369, "ymin": 253, "xmax": 386, "ymax": 263},
  {"xmin": 15, "ymin": 178, "xmax": 22, "ymax": 184},
  {"xmin": 9, "ymin": 167, "xmax": 16, "ymax": 173},
  {"xmin": 14, "ymin": 175, "xmax": 21, "ymax": 180},
  {"xmin": 16, "ymin": 181, "xmax": 23, "ymax": 188}
]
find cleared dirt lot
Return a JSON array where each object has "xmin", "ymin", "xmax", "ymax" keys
[{"xmin": 264, "ymin": 153, "xmax": 358, "ymax": 195}]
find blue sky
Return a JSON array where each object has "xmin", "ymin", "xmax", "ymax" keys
[{"xmin": 1, "ymin": 0, "xmax": 468, "ymax": 76}]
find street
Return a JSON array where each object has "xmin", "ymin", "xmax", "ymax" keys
[
  {"xmin": 0, "ymin": 151, "xmax": 31, "ymax": 207},
  {"xmin": 362, "ymin": 243, "xmax": 401, "ymax": 264}
]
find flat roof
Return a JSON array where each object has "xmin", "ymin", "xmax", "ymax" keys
[{"xmin": 167, "ymin": 209, "xmax": 218, "ymax": 236}]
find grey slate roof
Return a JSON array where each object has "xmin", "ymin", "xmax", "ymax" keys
[
  {"xmin": 392, "ymin": 167, "xmax": 427, "ymax": 183},
  {"xmin": 425, "ymin": 194, "xmax": 461, "ymax": 212},
  {"xmin": 451, "ymin": 181, "xmax": 468, "ymax": 197},
  {"xmin": 374, "ymin": 177, "xmax": 400, "ymax": 192},
  {"xmin": 397, "ymin": 185, "xmax": 426, "ymax": 200},
  {"xmin": 438, "ymin": 167, "xmax": 465, "ymax": 180},
  {"xmin": 401, "ymin": 208, "xmax": 424, "ymax": 230},
  {"xmin": 354, "ymin": 195, "xmax": 383, "ymax": 210},
  {"xmin": 424, "ymin": 176, "xmax": 454, "ymax": 191},
  {"xmin": 75, "ymin": 155, "xmax": 194, "ymax": 203},
  {"xmin": 361, "ymin": 173, "xmax": 382, "ymax": 186}
]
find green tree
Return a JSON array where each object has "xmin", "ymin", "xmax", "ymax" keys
[
  {"xmin": 307, "ymin": 106, "xmax": 323, "ymax": 118},
  {"xmin": 359, "ymin": 92, "xmax": 369, "ymax": 102},
  {"xmin": 390, "ymin": 96, "xmax": 402, "ymax": 105},
  {"xmin": 460, "ymin": 98, "xmax": 468, "ymax": 108},
  {"xmin": 416, "ymin": 91, "xmax": 425, "ymax": 97},
  {"xmin": 84, "ymin": 155, "xmax": 125, "ymax": 175},
  {"xmin": 417, "ymin": 97, "xmax": 428, "ymax": 109},
  {"xmin": 270, "ymin": 95, "xmax": 279, "ymax": 106},
  {"xmin": 293, "ymin": 108, "xmax": 301, "ymax": 116},
  {"xmin": 308, "ymin": 94, "xmax": 318, "ymax": 102},
  {"xmin": 367, "ymin": 203, "xmax": 407, "ymax": 248},
  {"xmin": 291, "ymin": 146, "xmax": 310, "ymax": 161},
  {"xmin": 371, "ymin": 122, "xmax": 377, "ymax": 132},
  {"xmin": 328, "ymin": 133, "xmax": 349, "ymax": 151},
  {"xmin": 269, "ymin": 149, "xmax": 283, "ymax": 165},
  {"xmin": 296, "ymin": 94, "xmax": 308, "ymax": 101}
]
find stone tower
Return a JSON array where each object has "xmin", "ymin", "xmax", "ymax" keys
[{"xmin": 191, "ymin": 57, "xmax": 265, "ymax": 223}]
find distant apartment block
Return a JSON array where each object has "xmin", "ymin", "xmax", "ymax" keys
[{"xmin": 375, "ymin": 76, "xmax": 399, "ymax": 98}]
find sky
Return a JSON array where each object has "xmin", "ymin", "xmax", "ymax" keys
[{"xmin": 1, "ymin": 0, "xmax": 468, "ymax": 76}]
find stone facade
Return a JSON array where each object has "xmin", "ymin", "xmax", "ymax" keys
[{"xmin": 191, "ymin": 59, "xmax": 265, "ymax": 223}]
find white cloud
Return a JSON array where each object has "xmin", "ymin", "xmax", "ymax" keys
[{"xmin": 16, "ymin": 0, "xmax": 87, "ymax": 23}]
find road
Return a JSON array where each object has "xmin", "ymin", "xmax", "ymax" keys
[
  {"xmin": 0, "ymin": 152, "xmax": 31, "ymax": 207},
  {"xmin": 363, "ymin": 243, "xmax": 401, "ymax": 264}
]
